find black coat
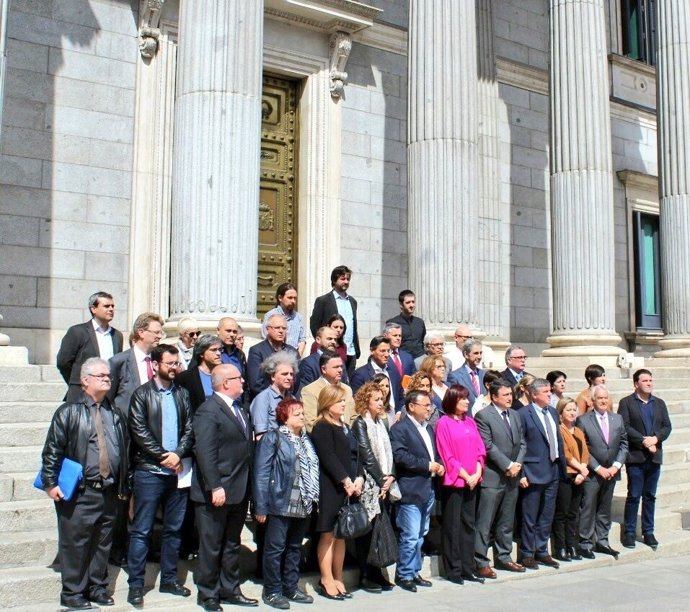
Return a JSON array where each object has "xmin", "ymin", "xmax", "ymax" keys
[
  {"xmin": 617, "ymin": 394, "xmax": 671, "ymax": 464},
  {"xmin": 57, "ymin": 321, "xmax": 123, "ymax": 385},
  {"xmin": 309, "ymin": 292, "xmax": 360, "ymax": 359}
]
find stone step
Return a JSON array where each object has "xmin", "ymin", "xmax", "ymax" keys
[
  {"xmin": 0, "ymin": 382, "xmax": 65, "ymax": 403},
  {"xmin": 39, "ymin": 366, "xmax": 63, "ymax": 383},
  {"xmin": 665, "ymin": 428, "xmax": 690, "ymax": 446},
  {"xmin": 0, "ymin": 531, "xmax": 56, "ymax": 569},
  {"xmin": 667, "ymin": 400, "xmax": 690, "ymax": 414},
  {"xmin": 657, "ymin": 444, "xmax": 690, "ymax": 465},
  {"xmin": 669, "ymin": 412, "xmax": 690, "ymax": 428},
  {"xmin": 0, "ymin": 472, "xmax": 44, "ymax": 502},
  {"xmin": 0, "ymin": 366, "xmax": 42, "ymax": 384},
  {"xmin": 0, "ymin": 422, "xmax": 49, "ymax": 447},
  {"xmin": 650, "ymin": 463, "xmax": 690, "ymax": 486},
  {"xmin": 0, "ymin": 499, "xmax": 55, "ymax": 533},
  {"xmin": 0, "ymin": 446, "xmax": 43, "ymax": 473},
  {"xmin": 0, "ymin": 402, "xmax": 58, "ymax": 423}
]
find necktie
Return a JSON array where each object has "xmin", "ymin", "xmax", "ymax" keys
[
  {"xmin": 392, "ymin": 351, "xmax": 403, "ymax": 377},
  {"xmin": 470, "ymin": 370, "xmax": 480, "ymax": 396},
  {"xmin": 232, "ymin": 402, "xmax": 247, "ymax": 434},
  {"xmin": 501, "ymin": 410, "xmax": 513, "ymax": 441},
  {"xmin": 600, "ymin": 413, "xmax": 609, "ymax": 444},
  {"xmin": 92, "ymin": 404, "xmax": 111, "ymax": 479},
  {"xmin": 145, "ymin": 356, "xmax": 154, "ymax": 380},
  {"xmin": 541, "ymin": 408, "xmax": 558, "ymax": 462}
]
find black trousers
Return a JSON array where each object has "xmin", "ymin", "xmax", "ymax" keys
[
  {"xmin": 440, "ymin": 485, "xmax": 477, "ymax": 578},
  {"xmin": 194, "ymin": 499, "xmax": 248, "ymax": 600},
  {"xmin": 56, "ymin": 485, "xmax": 117, "ymax": 598},
  {"xmin": 553, "ymin": 479, "xmax": 583, "ymax": 550}
]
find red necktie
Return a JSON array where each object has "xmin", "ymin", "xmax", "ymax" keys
[
  {"xmin": 470, "ymin": 370, "xmax": 480, "ymax": 396},
  {"xmin": 392, "ymin": 351, "xmax": 403, "ymax": 377},
  {"xmin": 145, "ymin": 356, "xmax": 154, "ymax": 380}
]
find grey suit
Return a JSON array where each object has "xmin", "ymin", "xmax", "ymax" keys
[
  {"xmin": 474, "ymin": 404, "xmax": 526, "ymax": 567},
  {"xmin": 576, "ymin": 410, "xmax": 628, "ymax": 550},
  {"xmin": 108, "ymin": 349, "xmax": 146, "ymax": 417}
]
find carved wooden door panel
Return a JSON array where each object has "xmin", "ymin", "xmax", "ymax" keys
[{"xmin": 258, "ymin": 75, "xmax": 299, "ymax": 317}]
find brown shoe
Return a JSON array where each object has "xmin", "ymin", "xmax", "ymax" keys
[
  {"xmin": 477, "ymin": 567, "xmax": 497, "ymax": 579},
  {"xmin": 536, "ymin": 555, "xmax": 560, "ymax": 568},
  {"xmin": 521, "ymin": 557, "xmax": 539, "ymax": 570},
  {"xmin": 494, "ymin": 560, "xmax": 526, "ymax": 573}
]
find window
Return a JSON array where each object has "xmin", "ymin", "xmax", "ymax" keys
[
  {"xmin": 621, "ymin": 0, "xmax": 657, "ymax": 65},
  {"xmin": 632, "ymin": 211, "xmax": 661, "ymax": 329}
]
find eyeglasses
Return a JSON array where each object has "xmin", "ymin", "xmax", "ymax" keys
[
  {"xmin": 187, "ymin": 331, "xmax": 201, "ymax": 338},
  {"xmin": 225, "ymin": 376, "xmax": 243, "ymax": 382},
  {"xmin": 429, "ymin": 342, "xmax": 444, "ymax": 347},
  {"xmin": 88, "ymin": 373, "xmax": 111, "ymax": 380},
  {"xmin": 510, "ymin": 355, "xmax": 527, "ymax": 360},
  {"xmin": 412, "ymin": 402, "xmax": 432, "ymax": 409},
  {"xmin": 159, "ymin": 361, "xmax": 181, "ymax": 368},
  {"xmin": 455, "ymin": 335, "xmax": 471, "ymax": 340},
  {"xmin": 145, "ymin": 328, "xmax": 166, "ymax": 338},
  {"xmin": 268, "ymin": 325, "xmax": 287, "ymax": 331}
]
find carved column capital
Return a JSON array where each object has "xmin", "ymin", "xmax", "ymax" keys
[
  {"xmin": 139, "ymin": 0, "xmax": 165, "ymax": 59},
  {"xmin": 329, "ymin": 31, "xmax": 352, "ymax": 99}
]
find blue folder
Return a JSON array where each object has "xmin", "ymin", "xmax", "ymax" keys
[{"xmin": 33, "ymin": 457, "xmax": 83, "ymax": 502}]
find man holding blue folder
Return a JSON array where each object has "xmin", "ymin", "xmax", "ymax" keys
[{"xmin": 41, "ymin": 357, "xmax": 129, "ymax": 611}]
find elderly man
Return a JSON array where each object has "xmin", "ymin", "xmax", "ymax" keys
[
  {"xmin": 176, "ymin": 317, "xmax": 200, "ymax": 370},
  {"xmin": 261, "ymin": 282, "xmax": 306, "ymax": 355},
  {"xmin": 501, "ymin": 345, "xmax": 530, "ymax": 388},
  {"xmin": 193, "ymin": 364, "xmax": 257, "ymax": 611},
  {"xmin": 41, "ymin": 357, "xmax": 129, "ymax": 610},
  {"xmin": 247, "ymin": 314, "xmax": 298, "ymax": 400},
  {"xmin": 57, "ymin": 291, "xmax": 124, "ymax": 402},
  {"xmin": 576, "ymin": 385, "xmax": 628, "ymax": 560},
  {"xmin": 386, "ymin": 290, "xmax": 427, "ymax": 358},
  {"xmin": 383, "ymin": 322, "xmax": 416, "ymax": 379},
  {"xmin": 300, "ymin": 351, "xmax": 354, "ymax": 431},
  {"xmin": 414, "ymin": 331, "xmax": 452, "ymax": 375},
  {"xmin": 250, "ymin": 351, "xmax": 298, "ymax": 439},
  {"xmin": 297, "ymin": 325, "xmax": 348, "ymax": 390},
  {"xmin": 126, "ymin": 345, "xmax": 194, "ymax": 606},
  {"xmin": 448, "ymin": 339, "xmax": 485, "ymax": 404}
]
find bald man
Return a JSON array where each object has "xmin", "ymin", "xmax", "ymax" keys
[{"xmin": 247, "ymin": 315, "xmax": 298, "ymax": 400}]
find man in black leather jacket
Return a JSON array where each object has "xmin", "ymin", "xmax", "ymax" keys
[
  {"xmin": 126, "ymin": 344, "xmax": 194, "ymax": 606},
  {"xmin": 41, "ymin": 357, "xmax": 129, "ymax": 610}
]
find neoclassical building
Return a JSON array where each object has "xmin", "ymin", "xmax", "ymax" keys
[{"xmin": 1, "ymin": 0, "xmax": 689, "ymax": 364}]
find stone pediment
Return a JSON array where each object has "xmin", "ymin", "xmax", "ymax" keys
[{"xmin": 264, "ymin": 0, "xmax": 382, "ymax": 34}]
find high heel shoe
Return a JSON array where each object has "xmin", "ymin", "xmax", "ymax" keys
[{"xmin": 317, "ymin": 581, "xmax": 344, "ymax": 601}]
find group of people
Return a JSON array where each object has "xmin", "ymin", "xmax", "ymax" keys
[{"xmin": 43, "ymin": 267, "xmax": 673, "ymax": 611}]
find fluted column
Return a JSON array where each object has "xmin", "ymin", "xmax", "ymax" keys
[
  {"xmin": 544, "ymin": 0, "xmax": 622, "ymax": 356},
  {"xmin": 656, "ymin": 1, "xmax": 690, "ymax": 356},
  {"xmin": 408, "ymin": 0, "xmax": 483, "ymax": 336},
  {"xmin": 170, "ymin": 0, "xmax": 263, "ymax": 324}
]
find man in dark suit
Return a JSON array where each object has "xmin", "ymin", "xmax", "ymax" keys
[
  {"xmin": 192, "ymin": 364, "xmax": 257, "ymax": 611},
  {"xmin": 501, "ymin": 345, "xmax": 530, "ymax": 389},
  {"xmin": 297, "ymin": 326, "xmax": 348, "ymax": 390},
  {"xmin": 474, "ymin": 379, "xmax": 526, "ymax": 577},
  {"xmin": 517, "ymin": 378, "xmax": 564, "ymax": 569},
  {"xmin": 577, "ymin": 385, "xmax": 628, "ymax": 559},
  {"xmin": 618, "ymin": 369, "xmax": 672, "ymax": 550},
  {"xmin": 390, "ymin": 391, "xmax": 445, "ymax": 592},
  {"xmin": 448, "ymin": 339, "xmax": 486, "ymax": 404},
  {"xmin": 309, "ymin": 265, "xmax": 360, "ymax": 376},
  {"xmin": 246, "ymin": 314, "xmax": 298, "ymax": 401},
  {"xmin": 350, "ymin": 336, "xmax": 404, "ymax": 411},
  {"xmin": 386, "ymin": 290, "xmax": 426, "ymax": 358},
  {"xmin": 384, "ymin": 322, "xmax": 416, "ymax": 378},
  {"xmin": 57, "ymin": 291, "xmax": 124, "ymax": 402}
]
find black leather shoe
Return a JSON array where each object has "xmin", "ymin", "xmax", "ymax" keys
[
  {"xmin": 461, "ymin": 572, "xmax": 485, "ymax": 584},
  {"xmin": 60, "ymin": 594, "xmax": 93, "ymax": 610},
  {"xmin": 578, "ymin": 548, "xmax": 595, "ymax": 559},
  {"xmin": 198, "ymin": 595, "xmax": 223, "ymax": 611},
  {"xmin": 359, "ymin": 577, "xmax": 382, "ymax": 593},
  {"xmin": 375, "ymin": 577, "xmax": 394, "ymax": 591},
  {"xmin": 285, "ymin": 589, "xmax": 313, "ymax": 604},
  {"xmin": 594, "ymin": 544, "xmax": 619, "ymax": 558},
  {"xmin": 109, "ymin": 553, "xmax": 128, "ymax": 567},
  {"xmin": 554, "ymin": 548, "xmax": 571, "ymax": 562},
  {"xmin": 446, "ymin": 576, "xmax": 464, "ymax": 585},
  {"xmin": 262, "ymin": 593, "xmax": 290, "ymax": 610},
  {"xmin": 316, "ymin": 581, "xmax": 344, "ymax": 601},
  {"xmin": 413, "ymin": 574, "xmax": 432, "ymax": 587},
  {"xmin": 395, "ymin": 578, "xmax": 417, "ymax": 593},
  {"xmin": 160, "ymin": 581, "xmax": 192, "ymax": 597},
  {"xmin": 643, "ymin": 534, "xmax": 659, "ymax": 550},
  {"xmin": 221, "ymin": 592, "xmax": 259, "ymax": 607},
  {"xmin": 127, "ymin": 587, "xmax": 144, "ymax": 607},
  {"xmin": 88, "ymin": 589, "xmax": 114, "ymax": 606},
  {"xmin": 622, "ymin": 533, "xmax": 636, "ymax": 549},
  {"xmin": 567, "ymin": 547, "xmax": 582, "ymax": 560}
]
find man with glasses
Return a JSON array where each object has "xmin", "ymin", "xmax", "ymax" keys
[
  {"xmin": 501, "ymin": 345, "xmax": 530, "ymax": 389},
  {"xmin": 126, "ymin": 345, "xmax": 194, "ymax": 606},
  {"xmin": 247, "ymin": 314, "xmax": 298, "ymax": 401},
  {"xmin": 57, "ymin": 291, "xmax": 124, "ymax": 402},
  {"xmin": 414, "ymin": 331, "xmax": 452, "ymax": 376},
  {"xmin": 446, "ymin": 324, "xmax": 473, "ymax": 370},
  {"xmin": 176, "ymin": 317, "xmax": 201, "ymax": 370},
  {"xmin": 41, "ymin": 357, "xmax": 129, "ymax": 610},
  {"xmin": 390, "ymin": 391, "xmax": 445, "ymax": 592}
]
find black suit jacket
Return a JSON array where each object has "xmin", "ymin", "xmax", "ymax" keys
[
  {"xmin": 617, "ymin": 393, "xmax": 672, "ymax": 464},
  {"xmin": 246, "ymin": 340, "xmax": 298, "ymax": 400},
  {"xmin": 57, "ymin": 321, "xmax": 123, "ymax": 386},
  {"xmin": 350, "ymin": 360, "xmax": 404, "ymax": 410},
  {"xmin": 191, "ymin": 393, "xmax": 254, "ymax": 505},
  {"xmin": 176, "ymin": 365, "xmax": 209, "ymax": 412},
  {"xmin": 309, "ymin": 291, "xmax": 360, "ymax": 359}
]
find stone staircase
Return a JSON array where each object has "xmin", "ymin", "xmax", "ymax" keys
[{"xmin": 0, "ymin": 356, "xmax": 690, "ymax": 608}]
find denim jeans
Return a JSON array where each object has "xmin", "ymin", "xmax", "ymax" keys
[
  {"xmin": 262, "ymin": 514, "xmax": 309, "ymax": 596},
  {"xmin": 395, "ymin": 491, "xmax": 435, "ymax": 580},
  {"xmin": 623, "ymin": 460, "xmax": 661, "ymax": 536},
  {"xmin": 127, "ymin": 469, "xmax": 188, "ymax": 588}
]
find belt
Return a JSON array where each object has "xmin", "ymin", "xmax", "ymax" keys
[{"xmin": 84, "ymin": 479, "xmax": 105, "ymax": 490}]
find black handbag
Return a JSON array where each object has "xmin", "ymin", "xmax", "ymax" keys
[
  {"xmin": 334, "ymin": 498, "xmax": 371, "ymax": 539},
  {"xmin": 367, "ymin": 505, "xmax": 398, "ymax": 568}
]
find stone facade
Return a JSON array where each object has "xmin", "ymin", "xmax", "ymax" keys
[{"xmin": 0, "ymin": 0, "xmax": 682, "ymax": 363}]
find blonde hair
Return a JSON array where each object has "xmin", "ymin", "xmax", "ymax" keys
[
  {"xmin": 316, "ymin": 384, "xmax": 347, "ymax": 420},
  {"xmin": 353, "ymin": 381, "xmax": 383, "ymax": 417},
  {"xmin": 419, "ymin": 355, "xmax": 444, "ymax": 379},
  {"xmin": 556, "ymin": 396, "xmax": 577, "ymax": 417},
  {"xmin": 514, "ymin": 374, "xmax": 535, "ymax": 400}
]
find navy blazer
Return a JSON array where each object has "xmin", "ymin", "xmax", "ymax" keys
[
  {"xmin": 517, "ymin": 403, "xmax": 564, "ymax": 485},
  {"xmin": 297, "ymin": 351, "xmax": 349, "ymax": 392},
  {"xmin": 448, "ymin": 364, "xmax": 485, "ymax": 404},
  {"xmin": 390, "ymin": 416, "xmax": 439, "ymax": 506},
  {"xmin": 390, "ymin": 348, "xmax": 416, "ymax": 378},
  {"xmin": 309, "ymin": 291, "xmax": 360, "ymax": 359},
  {"xmin": 246, "ymin": 340, "xmax": 298, "ymax": 401},
  {"xmin": 350, "ymin": 359, "xmax": 404, "ymax": 410}
]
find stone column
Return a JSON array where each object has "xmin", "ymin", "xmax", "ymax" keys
[
  {"xmin": 169, "ymin": 0, "xmax": 263, "ymax": 326},
  {"xmin": 407, "ymin": 0, "xmax": 483, "ymax": 336},
  {"xmin": 544, "ymin": 0, "xmax": 622, "ymax": 356},
  {"xmin": 656, "ymin": 1, "xmax": 690, "ymax": 356}
]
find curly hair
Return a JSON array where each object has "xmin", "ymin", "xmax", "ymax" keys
[
  {"xmin": 353, "ymin": 381, "xmax": 384, "ymax": 417},
  {"xmin": 405, "ymin": 370, "xmax": 432, "ymax": 392}
]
